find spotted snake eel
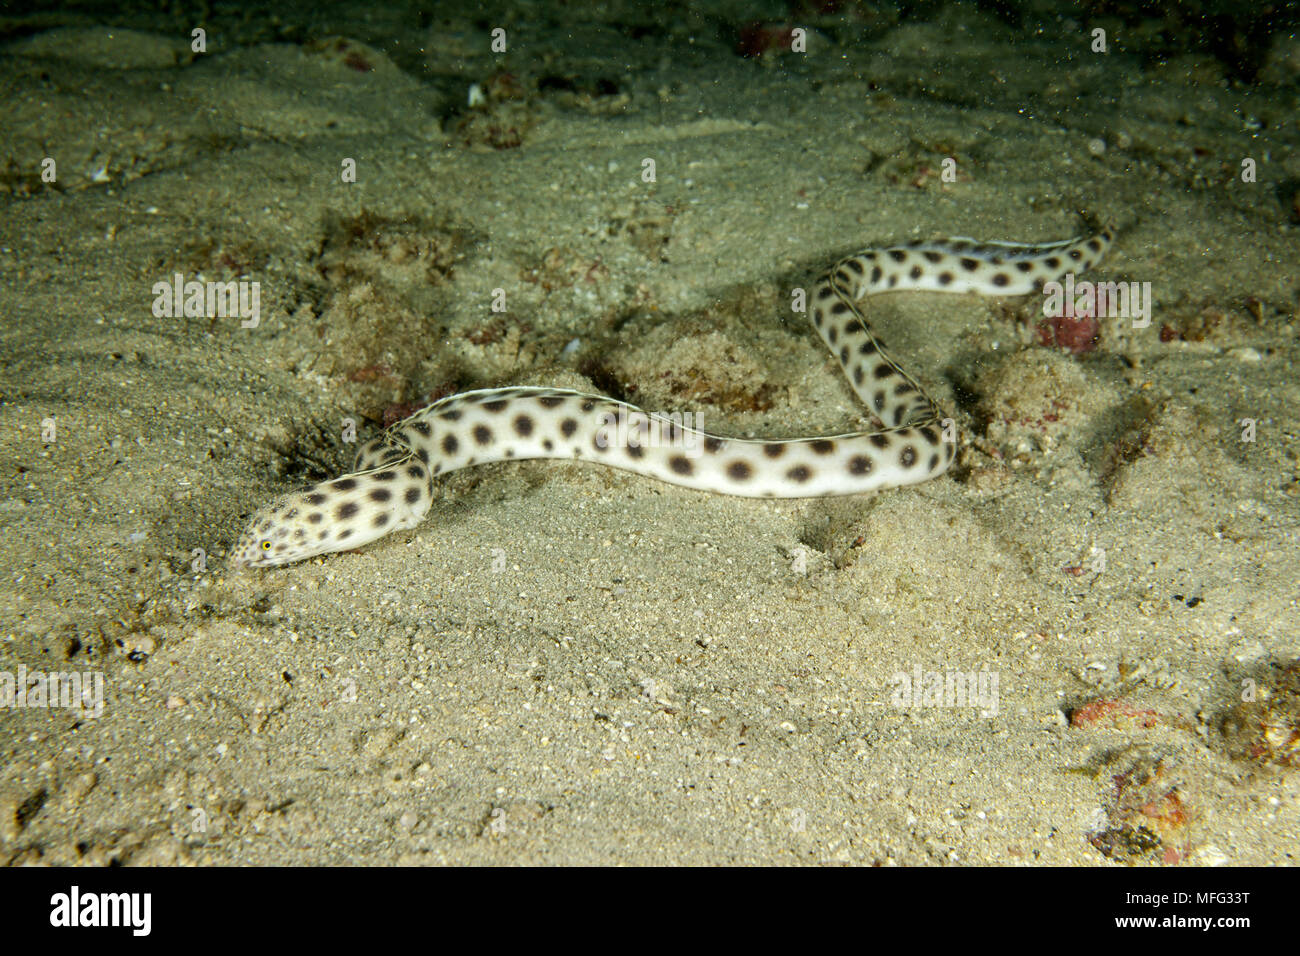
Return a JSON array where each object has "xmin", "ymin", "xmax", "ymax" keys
[{"xmin": 232, "ymin": 227, "xmax": 1114, "ymax": 567}]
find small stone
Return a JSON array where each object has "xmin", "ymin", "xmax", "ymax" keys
[{"xmin": 1193, "ymin": 844, "xmax": 1229, "ymax": 866}]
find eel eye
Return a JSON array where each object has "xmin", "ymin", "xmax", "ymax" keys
[{"xmin": 261, "ymin": 540, "xmax": 272, "ymax": 551}]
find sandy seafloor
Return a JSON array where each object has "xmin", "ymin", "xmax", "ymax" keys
[{"xmin": 0, "ymin": 1, "xmax": 1298, "ymax": 865}]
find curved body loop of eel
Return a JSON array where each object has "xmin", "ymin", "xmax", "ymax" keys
[{"xmin": 233, "ymin": 226, "xmax": 1115, "ymax": 567}]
